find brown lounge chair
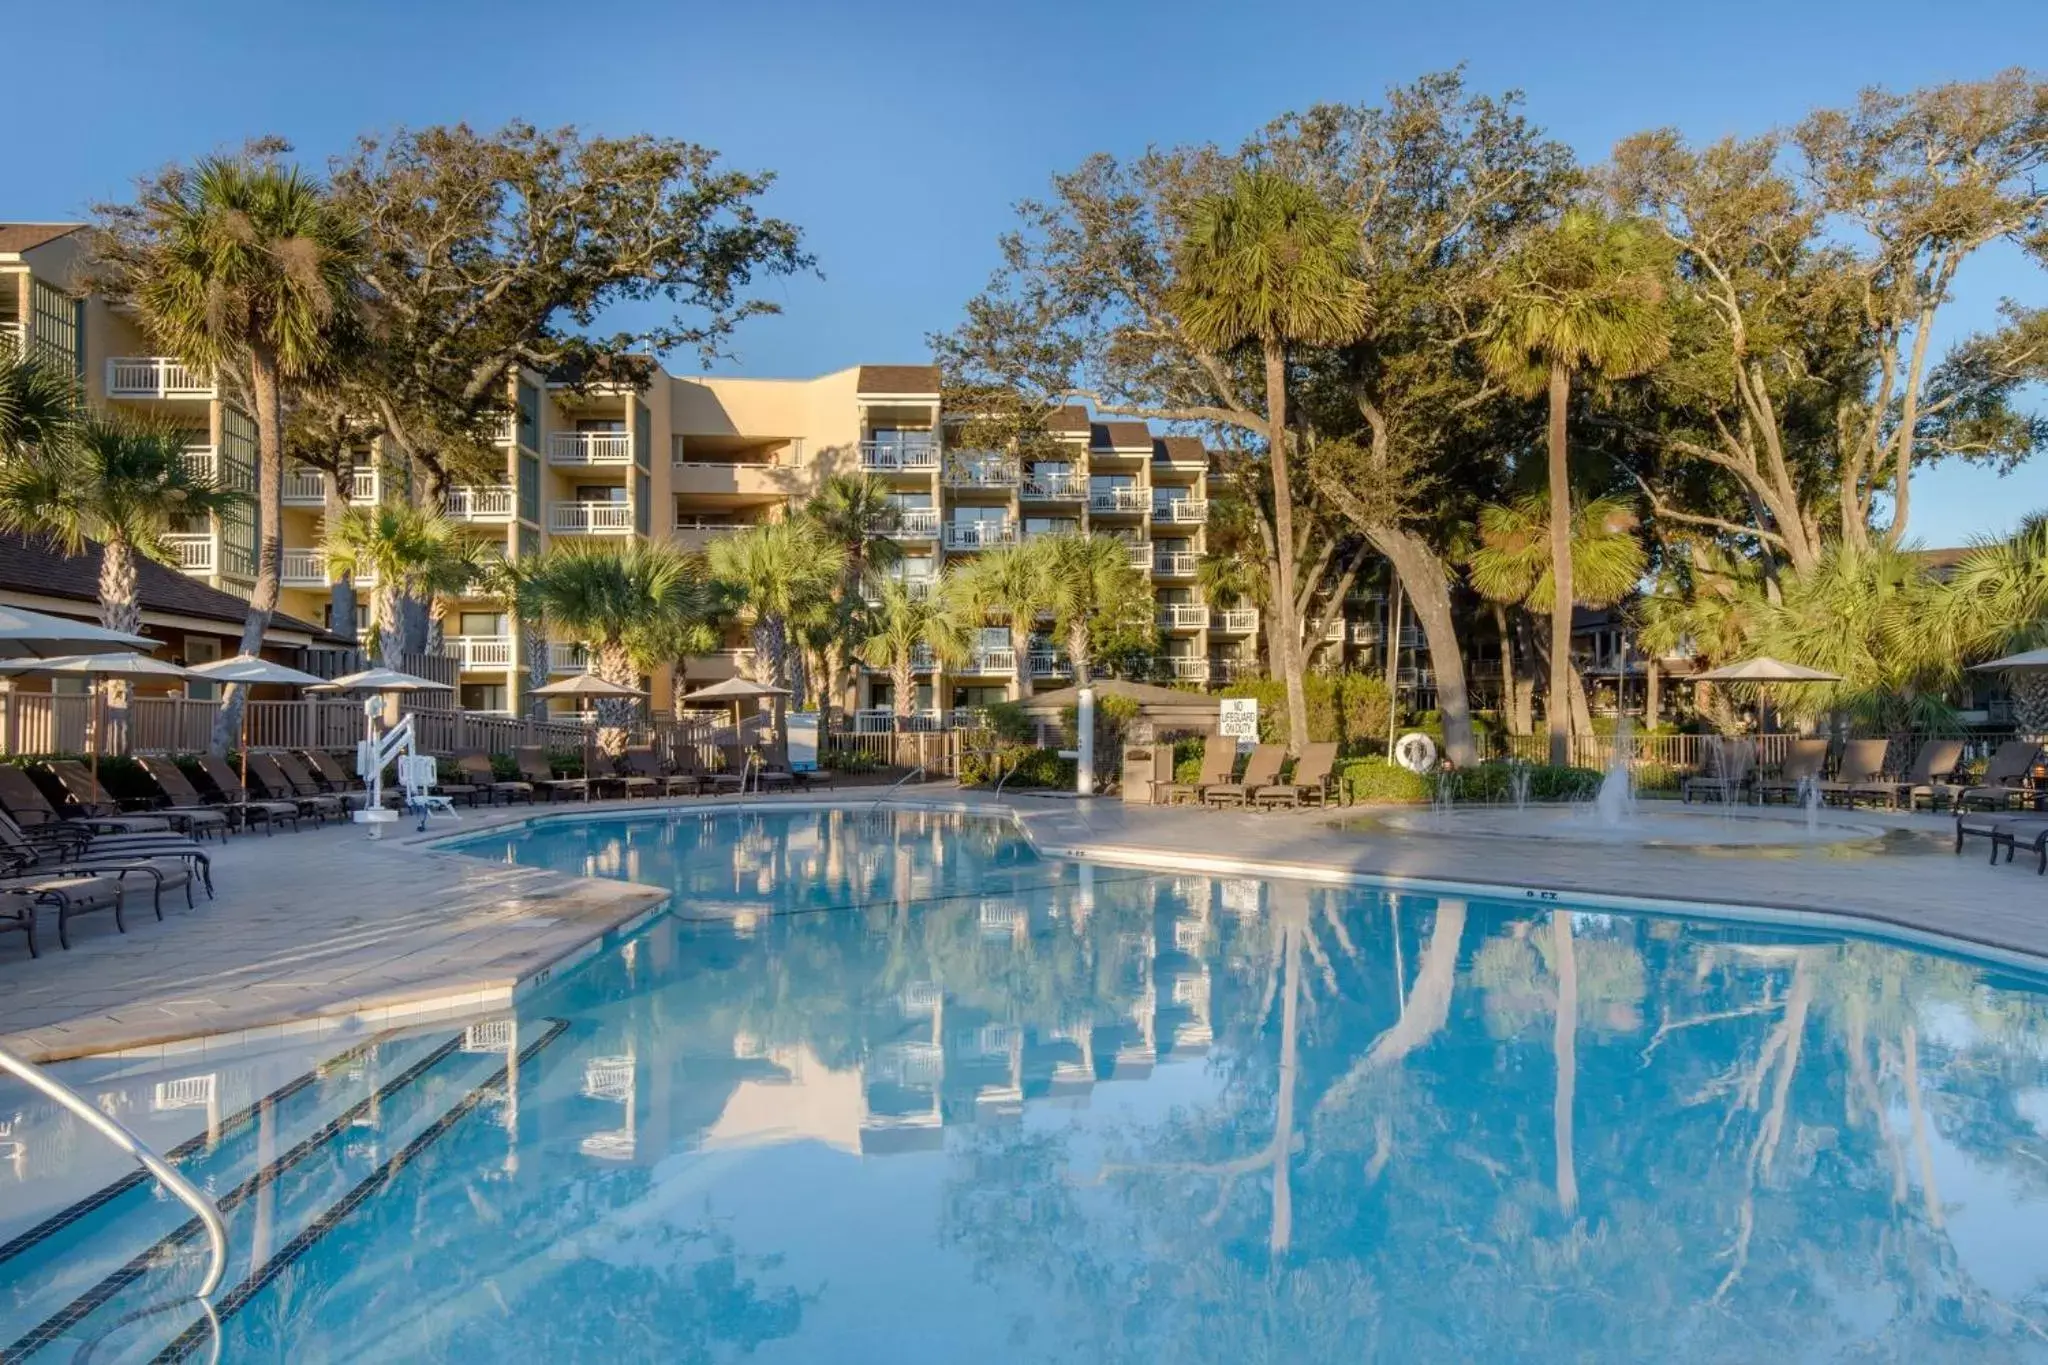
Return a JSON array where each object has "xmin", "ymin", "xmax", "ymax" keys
[
  {"xmin": 1204, "ymin": 744, "xmax": 1286, "ymax": 809},
  {"xmin": 1817, "ymin": 739, "xmax": 1889, "ymax": 807},
  {"xmin": 456, "ymin": 753, "xmax": 533, "ymax": 805},
  {"xmin": 246, "ymin": 752, "xmax": 343, "ymax": 824},
  {"xmin": 299, "ymin": 749, "xmax": 370, "ymax": 799},
  {"xmin": 192, "ymin": 755, "xmax": 303, "ymax": 833},
  {"xmin": 0, "ymin": 765, "xmax": 172, "ymax": 835},
  {"xmin": 1255, "ymin": 742, "xmax": 1339, "ymax": 809},
  {"xmin": 709, "ymin": 744, "xmax": 792, "ymax": 794},
  {"xmin": 1988, "ymin": 815, "xmax": 2048, "ymax": 874},
  {"xmin": 623, "ymin": 747, "xmax": 698, "ymax": 797},
  {"xmin": 0, "ymin": 808, "xmax": 213, "ymax": 901},
  {"xmin": 47, "ymin": 759, "xmax": 229, "ymax": 841},
  {"xmin": 1947, "ymin": 740, "xmax": 2044, "ymax": 812},
  {"xmin": 1852, "ymin": 739, "xmax": 1966, "ymax": 811},
  {"xmin": 516, "ymin": 747, "xmax": 592, "ymax": 802},
  {"xmin": 1755, "ymin": 739, "xmax": 1829, "ymax": 804},
  {"xmin": 1155, "ymin": 737, "xmax": 1235, "ymax": 806},
  {"xmin": 1680, "ymin": 740, "xmax": 1757, "ymax": 804},
  {"xmin": 0, "ymin": 819, "xmax": 194, "ymax": 918},
  {"xmin": 0, "ymin": 875, "xmax": 128, "ymax": 955}
]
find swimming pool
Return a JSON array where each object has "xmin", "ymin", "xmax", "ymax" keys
[{"xmin": 8, "ymin": 806, "xmax": 2048, "ymax": 1361}]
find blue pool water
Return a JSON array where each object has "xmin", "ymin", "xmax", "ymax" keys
[{"xmin": 11, "ymin": 807, "xmax": 2048, "ymax": 1362}]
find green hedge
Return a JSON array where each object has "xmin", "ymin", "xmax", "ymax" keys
[
  {"xmin": 959, "ymin": 747, "xmax": 1076, "ymax": 789},
  {"xmin": 1218, "ymin": 672, "xmax": 1393, "ymax": 750},
  {"xmin": 1335, "ymin": 758, "xmax": 1603, "ymax": 806}
]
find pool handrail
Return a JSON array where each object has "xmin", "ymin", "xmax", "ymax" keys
[
  {"xmin": 0, "ymin": 1042, "xmax": 228, "ymax": 1301},
  {"xmin": 869, "ymin": 762, "xmax": 927, "ymax": 808}
]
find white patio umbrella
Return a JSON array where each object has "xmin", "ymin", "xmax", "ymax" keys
[
  {"xmin": 0, "ymin": 652, "xmax": 196, "ymax": 786},
  {"xmin": 0, "ymin": 605, "xmax": 157, "ymax": 660},
  {"xmin": 307, "ymin": 667, "xmax": 456, "ymax": 694},
  {"xmin": 187, "ymin": 655, "xmax": 335, "ymax": 787},
  {"xmin": 1969, "ymin": 647, "xmax": 2048, "ymax": 672},
  {"xmin": 530, "ymin": 674, "xmax": 647, "ymax": 802}
]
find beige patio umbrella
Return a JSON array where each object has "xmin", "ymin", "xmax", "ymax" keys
[
  {"xmin": 530, "ymin": 674, "xmax": 647, "ymax": 801},
  {"xmin": 188, "ymin": 655, "xmax": 334, "ymax": 787},
  {"xmin": 308, "ymin": 666, "xmax": 456, "ymax": 694},
  {"xmin": 678, "ymin": 677, "xmax": 792, "ymax": 758},
  {"xmin": 1969, "ymin": 646, "xmax": 2048, "ymax": 672},
  {"xmin": 0, "ymin": 652, "xmax": 196, "ymax": 787},
  {"xmin": 0, "ymin": 605, "xmax": 156, "ymax": 660},
  {"xmin": 1690, "ymin": 656, "xmax": 1841, "ymax": 732}
]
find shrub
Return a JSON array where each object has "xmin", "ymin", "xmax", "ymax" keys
[
  {"xmin": 1332, "ymin": 757, "xmax": 1602, "ymax": 806},
  {"xmin": 959, "ymin": 746, "xmax": 1074, "ymax": 789},
  {"xmin": 547, "ymin": 746, "xmax": 585, "ymax": 778},
  {"xmin": 981, "ymin": 700, "xmax": 1037, "ymax": 745},
  {"xmin": 1337, "ymin": 758, "xmax": 1433, "ymax": 804},
  {"xmin": 1220, "ymin": 672, "xmax": 1394, "ymax": 751},
  {"xmin": 488, "ymin": 752, "xmax": 522, "ymax": 781},
  {"xmin": 1172, "ymin": 736, "xmax": 1208, "ymax": 785}
]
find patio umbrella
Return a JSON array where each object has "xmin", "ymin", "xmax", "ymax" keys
[
  {"xmin": 0, "ymin": 605, "xmax": 156, "ymax": 660},
  {"xmin": 188, "ymin": 655, "xmax": 335, "ymax": 787},
  {"xmin": 308, "ymin": 667, "xmax": 456, "ymax": 694},
  {"xmin": 1969, "ymin": 646, "xmax": 2048, "ymax": 672},
  {"xmin": 0, "ymin": 652, "xmax": 196, "ymax": 786},
  {"xmin": 1689, "ymin": 656, "xmax": 1841, "ymax": 733},
  {"xmin": 529, "ymin": 674, "xmax": 647, "ymax": 802},
  {"xmin": 678, "ymin": 677, "xmax": 792, "ymax": 755}
]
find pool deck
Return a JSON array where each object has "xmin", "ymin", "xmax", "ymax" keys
[{"xmin": 1, "ymin": 789, "xmax": 2042, "ymax": 1062}]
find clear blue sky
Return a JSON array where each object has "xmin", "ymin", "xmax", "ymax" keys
[{"xmin": 13, "ymin": 0, "xmax": 2046, "ymax": 546}]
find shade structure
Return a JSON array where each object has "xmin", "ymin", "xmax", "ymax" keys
[
  {"xmin": 677, "ymin": 677, "xmax": 791, "ymax": 703},
  {"xmin": 185, "ymin": 654, "xmax": 332, "ymax": 688},
  {"xmin": 309, "ymin": 667, "xmax": 455, "ymax": 693},
  {"xmin": 1017, "ymin": 678, "xmax": 1223, "ymax": 731},
  {"xmin": 0, "ymin": 606, "xmax": 157, "ymax": 660},
  {"xmin": 1970, "ymin": 647, "xmax": 2048, "ymax": 672},
  {"xmin": 0, "ymin": 653, "xmax": 196, "ymax": 786},
  {"xmin": 1689, "ymin": 656, "xmax": 1842, "ymax": 684},
  {"xmin": 529, "ymin": 674, "xmax": 647, "ymax": 699}
]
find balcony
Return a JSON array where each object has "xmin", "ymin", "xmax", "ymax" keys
[
  {"xmin": 281, "ymin": 465, "xmax": 328, "ymax": 506},
  {"xmin": 1211, "ymin": 607, "xmax": 1258, "ymax": 634},
  {"xmin": 178, "ymin": 444, "xmax": 218, "ymax": 485},
  {"xmin": 957, "ymin": 648, "xmax": 1017, "ymax": 675},
  {"xmin": 859, "ymin": 438, "xmax": 940, "ymax": 472},
  {"xmin": 943, "ymin": 459, "xmax": 1019, "ymax": 490},
  {"xmin": 1348, "ymin": 620, "xmax": 1381, "ymax": 645},
  {"xmin": 1166, "ymin": 658, "xmax": 1210, "ymax": 683},
  {"xmin": 1208, "ymin": 657, "xmax": 1249, "ymax": 684},
  {"xmin": 1151, "ymin": 499, "xmax": 1208, "ymax": 525},
  {"xmin": 943, "ymin": 521, "xmax": 1016, "ymax": 551},
  {"xmin": 1322, "ymin": 618, "xmax": 1346, "ymax": 643},
  {"xmin": 280, "ymin": 548, "xmax": 328, "ymax": 588},
  {"xmin": 550, "ymin": 501, "xmax": 634, "ymax": 535},
  {"xmin": 1089, "ymin": 487, "xmax": 1144, "ymax": 515},
  {"xmin": 446, "ymin": 486, "xmax": 515, "ymax": 522},
  {"xmin": 454, "ymin": 636, "xmax": 515, "ymax": 670},
  {"xmin": 1157, "ymin": 603, "xmax": 1209, "ymax": 631},
  {"xmin": 891, "ymin": 508, "xmax": 940, "ymax": 539},
  {"xmin": 1028, "ymin": 649, "xmax": 1071, "ymax": 679},
  {"xmin": 0, "ymin": 321, "xmax": 21, "ymax": 358},
  {"xmin": 1021, "ymin": 474, "xmax": 1082, "ymax": 501},
  {"xmin": 672, "ymin": 519, "xmax": 749, "ymax": 552},
  {"xmin": 1153, "ymin": 550, "xmax": 1198, "ymax": 577},
  {"xmin": 549, "ymin": 432, "xmax": 632, "ymax": 466},
  {"xmin": 161, "ymin": 533, "xmax": 217, "ymax": 574},
  {"xmin": 868, "ymin": 575, "xmax": 937, "ymax": 604},
  {"xmin": 851, "ymin": 708, "xmax": 944, "ymax": 733},
  {"xmin": 549, "ymin": 642, "xmax": 593, "ymax": 673},
  {"xmin": 671, "ymin": 460, "xmax": 788, "ymax": 497},
  {"xmin": 106, "ymin": 356, "xmax": 214, "ymax": 399},
  {"xmin": 1124, "ymin": 542, "xmax": 1152, "ymax": 571}
]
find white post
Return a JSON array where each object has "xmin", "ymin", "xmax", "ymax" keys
[{"xmin": 1077, "ymin": 686, "xmax": 1096, "ymax": 796}]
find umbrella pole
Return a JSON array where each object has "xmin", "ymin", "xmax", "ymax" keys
[{"xmin": 90, "ymin": 681, "xmax": 100, "ymax": 791}]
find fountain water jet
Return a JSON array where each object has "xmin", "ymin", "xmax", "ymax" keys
[{"xmin": 1594, "ymin": 719, "xmax": 1637, "ymax": 828}]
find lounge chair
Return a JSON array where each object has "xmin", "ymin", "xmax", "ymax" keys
[
  {"xmin": 1680, "ymin": 740, "xmax": 1757, "ymax": 804},
  {"xmin": 516, "ymin": 747, "xmax": 591, "ymax": 802},
  {"xmin": 1155, "ymin": 738, "xmax": 1237, "ymax": 806},
  {"xmin": 1988, "ymin": 815, "xmax": 2048, "ymax": 874},
  {"xmin": 1255, "ymin": 743, "xmax": 1339, "ymax": 809},
  {"xmin": 1947, "ymin": 741, "xmax": 2044, "ymax": 811},
  {"xmin": 49, "ymin": 759, "xmax": 228, "ymax": 841},
  {"xmin": 0, "ymin": 807, "xmax": 216, "ymax": 896},
  {"xmin": 246, "ymin": 753, "xmax": 342, "ymax": 824},
  {"xmin": 622, "ymin": 747, "xmax": 698, "ymax": 797},
  {"xmin": 1852, "ymin": 739, "xmax": 1966, "ymax": 811},
  {"xmin": 0, "ymin": 765, "xmax": 172, "ymax": 835},
  {"xmin": 0, "ymin": 812, "xmax": 204, "ymax": 919},
  {"xmin": 1815, "ymin": 739, "xmax": 1889, "ymax": 807},
  {"xmin": 0, "ymin": 875, "xmax": 129, "ymax": 954},
  {"xmin": 270, "ymin": 751, "xmax": 369, "ymax": 811},
  {"xmin": 456, "ymin": 752, "xmax": 532, "ymax": 805},
  {"xmin": 1755, "ymin": 739, "xmax": 1830, "ymax": 804},
  {"xmin": 192, "ymin": 755, "xmax": 303, "ymax": 834},
  {"xmin": 1203, "ymin": 744, "xmax": 1286, "ymax": 809},
  {"xmin": 299, "ymin": 749, "xmax": 369, "ymax": 798}
]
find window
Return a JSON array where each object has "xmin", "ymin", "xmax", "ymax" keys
[
  {"xmin": 576, "ymin": 419, "xmax": 626, "ymax": 434},
  {"xmin": 885, "ymin": 491, "xmax": 934, "ymax": 512},
  {"xmin": 518, "ymin": 454, "xmax": 540, "ymax": 523},
  {"xmin": 1090, "ymin": 475, "xmax": 1137, "ymax": 492},
  {"xmin": 575, "ymin": 484, "xmax": 627, "ymax": 503},
  {"xmin": 951, "ymin": 505, "xmax": 1006, "ymax": 526},
  {"xmin": 461, "ymin": 683, "xmax": 508, "ymax": 714},
  {"xmin": 182, "ymin": 637, "xmax": 220, "ymax": 701},
  {"xmin": 458, "ymin": 612, "xmax": 506, "ymax": 637},
  {"xmin": 516, "ymin": 381, "xmax": 540, "ymax": 451},
  {"xmin": 1024, "ymin": 517, "xmax": 1077, "ymax": 536}
]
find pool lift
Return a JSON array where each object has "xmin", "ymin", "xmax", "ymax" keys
[{"xmin": 351, "ymin": 696, "xmax": 460, "ymax": 836}]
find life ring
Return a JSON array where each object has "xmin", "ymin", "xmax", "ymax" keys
[{"xmin": 1393, "ymin": 731, "xmax": 1438, "ymax": 774}]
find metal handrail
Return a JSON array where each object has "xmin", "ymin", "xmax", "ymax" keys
[
  {"xmin": 869, "ymin": 762, "xmax": 928, "ymax": 809},
  {"xmin": 0, "ymin": 1044, "xmax": 228, "ymax": 1300}
]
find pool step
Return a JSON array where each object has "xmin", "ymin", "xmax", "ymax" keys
[{"xmin": 0, "ymin": 1019, "xmax": 566, "ymax": 1364}]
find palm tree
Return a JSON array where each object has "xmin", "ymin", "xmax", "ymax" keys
[
  {"xmin": 856, "ymin": 579, "xmax": 970, "ymax": 724},
  {"xmin": 476, "ymin": 552, "xmax": 555, "ymax": 720},
  {"xmin": 1469, "ymin": 493, "xmax": 1646, "ymax": 736},
  {"xmin": 0, "ymin": 413, "xmax": 242, "ymax": 726},
  {"xmin": 805, "ymin": 475, "xmax": 903, "ymax": 729},
  {"xmin": 706, "ymin": 520, "xmax": 846, "ymax": 706},
  {"xmin": 1481, "ymin": 208, "xmax": 1669, "ymax": 764},
  {"xmin": 1944, "ymin": 513, "xmax": 2048, "ymax": 729},
  {"xmin": 1041, "ymin": 533, "xmax": 1154, "ymax": 685},
  {"xmin": 528, "ymin": 541, "xmax": 711, "ymax": 754},
  {"xmin": 0, "ymin": 352, "xmax": 78, "ymax": 459},
  {"xmin": 1170, "ymin": 169, "xmax": 1371, "ymax": 753},
  {"xmin": 323, "ymin": 501, "xmax": 471, "ymax": 668},
  {"xmin": 98, "ymin": 153, "xmax": 365, "ymax": 753},
  {"xmin": 953, "ymin": 541, "xmax": 1050, "ymax": 701}
]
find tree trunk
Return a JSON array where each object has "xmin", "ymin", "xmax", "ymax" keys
[
  {"xmin": 323, "ymin": 472, "xmax": 355, "ymax": 649},
  {"xmin": 1546, "ymin": 360, "xmax": 1573, "ymax": 768},
  {"xmin": 593, "ymin": 640, "xmax": 636, "ymax": 756},
  {"xmin": 1370, "ymin": 528, "xmax": 1477, "ymax": 767},
  {"xmin": 1008, "ymin": 622, "xmax": 1029, "ymax": 701},
  {"xmin": 1263, "ymin": 339, "xmax": 1310, "ymax": 755},
  {"xmin": 374, "ymin": 584, "xmax": 404, "ymax": 669},
  {"xmin": 1566, "ymin": 660, "xmax": 1595, "ymax": 743},
  {"xmin": 1645, "ymin": 659, "xmax": 1661, "ymax": 728},
  {"xmin": 99, "ymin": 536, "xmax": 141, "ymax": 748},
  {"xmin": 817, "ymin": 638, "xmax": 843, "ymax": 734},
  {"xmin": 398, "ymin": 593, "xmax": 431, "ymax": 660},
  {"xmin": 213, "ymin": 350, "xmax": 284, "ymax": 756},
  {"xmin": 1551, "ymin": 908, "xmax": 1579, "ymax": 1218},
  {"xmin": 892, "ymin": 658, "xmax": 914, "ymax": 725},
  {"xmin": 524, "ymin": 618, "xmax": 550, "ymax": 721},
  {"xmin": 1066, "ymin": 619, "xmax": 1091, "ymax": 688},
  {"xmin": 1491, "ymin": 603, "xmax": 1517, "ymax": 735}
]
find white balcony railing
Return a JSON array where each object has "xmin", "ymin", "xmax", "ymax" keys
[
  {"xmin": 959, "ymin": 648, "xmax": 1017, "ymax": 675},
  {"xmin": 943, "ymin": 521, "xmax": 1016, "ymax": 551},
  {"xmin": 1348, "ymin": 621, "xmax": 1381, "ymax": 645},
  {"xmin": 549, "ymin": 501, "xmax": 634, "ymax": 534},
  {"xmin": 1208, "ymin": 657, "xmax": 1248, "ymax": 683},
  {"xmin": 893, "ymin": 508, "xmax": 940, "ymax": 538},
  {"xmin": 1152, "ymin": 499, "xmax": 1208, "ymax": 524},
  {"xmin": 943, "ymin": 460, "xmax": 1019, "ymax": 489},
  {"xmin": 1124, "ymin": 542, "xmax": 1152, "ymax": 571},
  {"xmin": 445, "ymin": 486, "xmax": 515, "ymax": 521},
  {"xmin": 0, "ymin": 321, "xmax": 22, "ymax": 358},
  {"xmin": 1089, "ymin": 487, "xmax": 1144, "ymax": 514},
  {"xmin": 282, "ymin": 466, "xmax": 327, "ymax": 505},
  {"xmin": 1168, "ymin": 658, "xmax": 1211, "ymax": 683},
  {"xmin": 1153, "ymin": 550, "xmax": 1198, "ymax": 576},
  {"xmin": 549, "ymin": 642, "xmax": 593, "ymax": 673},
  {"xmin": 349, "ymin": 468, "xmax": 379, "ymax": 503},
  {"xmin": 872, "ymin": 575, "xmax": 937, "ymax": 603},
  {"xmin": 178, "ymin": 445, "xmax": 216, "ymax": 484},
  {"xmin": 454, "ymin": 636, "xmax": 514, "ymax": 670},
  {"xmin": 1212, "ymin": 607, "xmax": 1259, "ymax": 633},
  {"xmin": 280, "ymin": 548, "xmax": 327, "ymax": 587},
  {"xmin": 1021, "ymin": 475, "xmax": 1081, "ymax": 500},
  {"xmin": 1028, "ymin": 650, "xmax": 1071, "ymax": 678},
  {"xmin": 106, "ymin": 356, "xmax": 214, "ymax": 399},
  {"xmin": 859, "ymin": 438, "xmax": 941, "ymax": 472},
  {"xmin": 162, "ymin": 533, "xmax": 215, "ymax": 574},
  {"xmin": 1157, "ymin": 603, "xmax": 1209, "ymax": 630},
  {"xmin": 548, "ymin": 432, "xmax": 633, "ymax": 466}
]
